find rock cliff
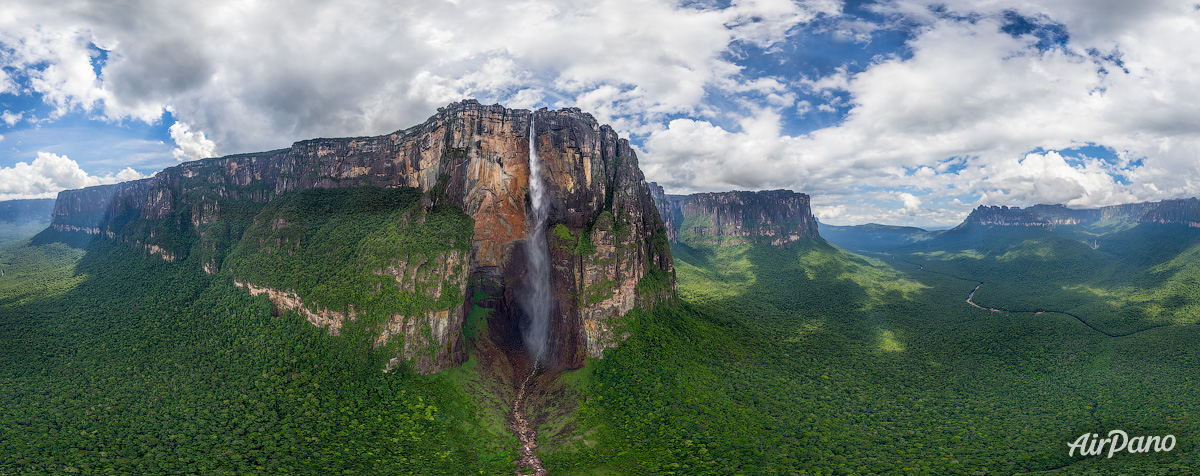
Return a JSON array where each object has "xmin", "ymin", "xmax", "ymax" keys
[
  {"xmin": 964, "ymin": 199, "xmax": 1200, "ymax": 228},
  {"xmin": 0, "ymin": 198, "xmax": 56, "ymax": 223},
  {"xmin": 50, "ymin": 100, "xmax": 674, "ymax": 372},
  {"xmin": 649, "ymin": 185, "xmax": 819, "ymax": 247},
  {"xmin": 648, "ymin": 182, "xmax": 681, "ymax": 243}
]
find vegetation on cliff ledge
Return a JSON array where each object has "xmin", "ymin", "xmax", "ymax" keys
[
  {"xmin": 0, "ymin": 234, "xmax": 511, "ymax": 474},
  {"xmin": 223, "ymin": 186, "xmax": 474, "ymax": 329}
]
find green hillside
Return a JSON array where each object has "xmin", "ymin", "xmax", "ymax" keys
[
  {"xmin": 220, "ymin": 187, "xmax": 474, "ymax": 337},
  {"xmin": 548, "ymin": 230, "xmax": 1199, "ymax": 474},
  {"xmin": 5, "ymin": 191, "xmax": 1200, "ymax": 474},
  {"xmin": 0, "ymin": 189, "xmax": 515, "ymax": 474}
]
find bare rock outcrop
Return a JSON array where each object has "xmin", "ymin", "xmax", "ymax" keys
[
  {"xmin": 49, "ymin": 100, "xmax": 675, "ymax": 372},
  {"xmin": 650, "ymin": 185, "xmax": 819, "ymax": 247}
]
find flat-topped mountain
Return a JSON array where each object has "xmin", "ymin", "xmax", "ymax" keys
[
  {"xmin": 0, "ymin": 198, "xmax": 56, "ymax": 223},
  {"xmin": 50, "ymin": 100, "xmax": 674, "ymax": 371},
  {"xmin": 649, "ymin": 183, "xmax": 818, "ymax": 247},
  {"xmin": 963, "ymin": 198, "xmax": 1200, "ymax": 228}
]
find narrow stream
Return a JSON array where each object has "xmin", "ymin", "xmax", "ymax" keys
[
  {"xmin": 885, "ymin": 254, "xmax": 1167, "ymax": 338},
  {"xmin": 511, "ymin": 361, "xmax": 547, "ymax": 476}
]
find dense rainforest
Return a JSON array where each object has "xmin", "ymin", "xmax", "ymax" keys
[{"xmin": 2, "ymin": 189, "xmax": 1199, "ymax": 474}]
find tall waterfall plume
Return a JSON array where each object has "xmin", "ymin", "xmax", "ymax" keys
[{"xmin": 519, "ymin": 116, "xmax": 552, "ymax": 360}]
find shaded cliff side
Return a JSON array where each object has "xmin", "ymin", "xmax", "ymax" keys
[
  {"xmin": 649, "ymin": 184, "xmax": 819, "ymax": 247},
  {"xmin": 964, "ymin": 199, "xmax": 1200, "ymax": 228},
  {"xmin": 50, "ymin": 100, "xmax": 674, "ymax": 372}
]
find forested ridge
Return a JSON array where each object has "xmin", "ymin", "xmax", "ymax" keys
[{"xmin": 0, "ymin": 189, "xmax": 516, "ymax": 474}]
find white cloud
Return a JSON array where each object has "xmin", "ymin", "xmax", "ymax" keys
[
  {"xmin": 649, "ymin": 1, "xmax": 1200, "ymax": 226},
  {"xmin": 644, "ymin": 107, "xmax": 807, "ymax": 191},
  {"xmin": 0, "ymin": 26, "xmax": 111, "ymax": 119},
  {"xmin": 3, "ymin": 0, "xmax": 1200, "ymax": 228},
  {"xmin": 169, "ymin": 122, "xmax": 217, "ymax": 162},
  {"xmin": 961, "ymin": 151, "xmax": 1137, "ymax": 208},
  {"xmin": 812, "ymin": 203, "xmax": 846, "ymax": 220},
  {"xmin": 0, "ymin": 152, "xmax": 145, "ymax": 200},
  {"xmin": 0, "ymin": 68, "xmax": 13, "ymax": 94},
  {"xmin": 828, "ymin": 19, "xmax": 878, "ymax": 43},
  {"xmin": 0, "ymin": 0, "xmax": 837, "ymax": 154},
  {"xmin": 795, "ymin": 100, "xmax": 813, "ymax": 116},
  {"xmin": 897, "ymin": 192, "xmax": 921, "ymax": 214},
  {"xmin": 1, "ymin": 110, "xmax": 22, "ymax": 126}
]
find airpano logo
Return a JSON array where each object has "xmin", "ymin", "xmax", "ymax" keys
[{"xmin": 1068, "ymin": 430, "xmax": 1176, "ymax": 458}]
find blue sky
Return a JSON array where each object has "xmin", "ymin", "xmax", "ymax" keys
[{"xmin": 2, "ymin": 0, "xmax": 1199, "ymax": 227}]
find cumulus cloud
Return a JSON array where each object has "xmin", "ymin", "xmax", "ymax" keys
[
  {"xmin": 0, "ymin": 152, "xmax": 145, "ymax": 200},
  {"xmin": 1, "ymin": 110, "xmax": 22, "ymax": 126},
  {"xmin": 643, "ymin": 107, "xmax": 810, "ymax": 191},
  {"xmin": 169, "ymin": 122, "xmax": 217, "ymax": 162},
  {"xmin": 0, "ymin": 0, "xmax": 837, "ymax": 154},
  {"xmin": 647, "ymin": 1, "xmax": 1200, "ymax": 226},
  {"xmin": 897, "ymin": 192, "xmax": 921, "ymax": 214},
  {"xmin": 3, "ymin": 0, "xmax": 1200, "ymax": 228},
  {"xmin": 952, "ymin": 152, "xmax": 1117, "ymax": 207},
  {"xmin": 812, "ymin": 203, "xmax": 846, "ymax": 221}
]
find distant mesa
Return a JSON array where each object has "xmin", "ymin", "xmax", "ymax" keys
[
  {"xmin": 964, "ymin": 199, "xmax": 1200, "ymax": 228},
  {"xmin": 0, "ymin": 198, "xmax": 56, "ymax": 224},
  {"xmin": 649, "ymin": 182, "xmax": 819, "ymax": 247}
]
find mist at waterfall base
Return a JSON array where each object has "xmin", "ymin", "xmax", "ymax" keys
[{"xmin": 518, "ymin": 119, "xmax": 552, "ymax": 362}]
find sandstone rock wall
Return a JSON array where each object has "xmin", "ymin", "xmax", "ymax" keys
[
  {"xmin": 648, "ymin": 182, "xmax": 681, "ymax": 243},
  {"xmin": 964, "ymin": 199, "xmax": 1200, "ymax": 228},
  {"xmin": 0, "ymin": 198, "xmax": 56, "ymax": 223},
  {"xmin": 372, "ymin": 248, "xmax": 473, "ymax": 372},
  {"xmin": 50, "ymin": 100, "xmax": 675, "ymax": 372},
  {"xmin": 648, "ymin": 185, "xmax": 819, "ymax": 247},
  {"xmin": 52, "ymin": 183, "xmax": 122, "ymax": 232}
]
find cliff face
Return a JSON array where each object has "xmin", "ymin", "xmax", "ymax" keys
[
  {"xmin": 51, "ymin": 185, "xmax": 123, "ymax": 233},
  {"xmin": 527, "ymin": 110, "xmax": 675, "ymax": 367},
  {"xmin": 0, "ymin": 198, "xmax": 56, "ymax": 223},
  {"xmin": 964, "ymin": 199, "xmax": 1200, "ymax": 228},
  {"xmin": 965, "ymin": 205, "xmax": 1086, "ymax": 227},
  {"xmin": 648, "ymin": 182, "xmax": 681, "ymax": 243},
  {"xmin": 50, "ymin": 100, "xmax": 674, "ymax": 372},
  {"xmin": 648, "ymin": 185, "xmax": 819, "ymax": 247},
  {"xmin": 1102, "ymin": 198, "xmax": 1200, "ymax": 225}
]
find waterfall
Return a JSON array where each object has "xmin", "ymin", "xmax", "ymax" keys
[{"xmin": 520, "ymin": 116, "xmax": 552, "ymax": 360}]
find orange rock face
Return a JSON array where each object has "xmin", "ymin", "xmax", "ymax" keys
[{"xmin": 50, "ymin": 100, "xmax": 676, "ymax": 372}]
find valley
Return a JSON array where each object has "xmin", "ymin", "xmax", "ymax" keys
[
  {"xmin": 883, "ymin": 254, "xmax": 1166, "ymax": 338},
  {"xmin": 1, "ymin": 103, "xmax": 1199, "ymax": 475}
]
